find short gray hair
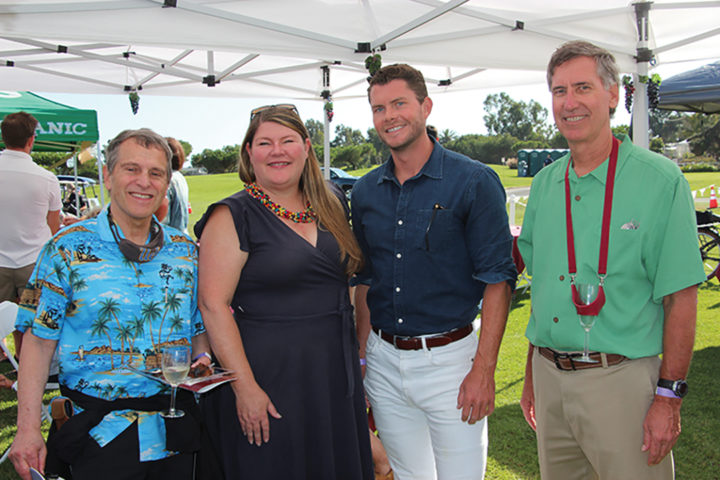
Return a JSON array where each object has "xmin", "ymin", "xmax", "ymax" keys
[
  {"xmin": 105, "ymin": 129, "xmax": 172, "ymax": 182},
  {"xmin": 547, "ymin": 41, "xmax": 620, "ymax": 115}
]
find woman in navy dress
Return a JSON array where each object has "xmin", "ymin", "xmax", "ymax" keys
[{"xmin": 195, "ymin": 105, "xmax": 372, "ymax": 480}]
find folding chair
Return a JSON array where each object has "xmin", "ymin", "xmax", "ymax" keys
[{"xmin": 0, "ymin": 301, "xmax": 60, "ymax": 465}]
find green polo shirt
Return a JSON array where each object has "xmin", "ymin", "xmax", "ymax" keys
[{"xmin": 518, "ymin": 135, "xmax": 705, "ymax": 358}]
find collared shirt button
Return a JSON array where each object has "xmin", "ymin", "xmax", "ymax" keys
[
  {"xmin": 553, "ymin": 317, "xmax": 559, "ymax": 323},
  {"xmin": 397, "ymin": 318, "xmax": 404, "ymax": 324},
  {"xmin": 559, "ymin": 275, "xmax": 565, "ymax": 281},
  {"xmin": 395, "ymin": 287, "xmax": 401, "ymax": 292},
  {"xmin": 575, "ymin": 195, "xmax": 581, "ymax": 201},
  {"xmin": 396, "ymin": 253, "xmax": 402, "ymax": 259},
  {"xmin": 398, "ymin": 219, "xmax": 403, "ymax": 225}
]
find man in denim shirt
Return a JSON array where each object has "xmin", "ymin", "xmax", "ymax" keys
[{"xmin": 352, "ymin": 64, "xmax": 517, "ymax": 480}]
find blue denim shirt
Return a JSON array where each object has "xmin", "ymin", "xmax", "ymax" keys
[{"xmin": 352, "ymin": 140, "xmax": 517, "ymax": 336}]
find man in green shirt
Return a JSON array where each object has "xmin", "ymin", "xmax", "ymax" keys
[{"xmin": 518, "ymin": 40, "xmax": 705, "ymax": 480}]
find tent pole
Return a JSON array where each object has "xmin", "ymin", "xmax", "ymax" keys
[
  {"xmin": 96, "ymin": 142, "xmax": 106, "ymax": 206},
  {"xmin": 73, "ymin": 153, "xmax": 80, "ymax": 215},
  {"xmin": 632, "ymin": 1, "xmax": 651, "ymax": 149},
  {"xmin": 323, "ymin": 109, "xmax": 330, "ymax": 179},
  {"xmin": 322, "ymin": 66, "xmax": 331, "ymax": 180}
]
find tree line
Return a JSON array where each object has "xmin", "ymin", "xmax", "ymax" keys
[{"xmin": 30, "ymin": 93, "xmax": 719, "ymax": 177}]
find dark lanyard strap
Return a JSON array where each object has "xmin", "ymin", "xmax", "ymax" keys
[{"xmin": 565, "ymin": 136, "xmax": 619, "ymax": 315}]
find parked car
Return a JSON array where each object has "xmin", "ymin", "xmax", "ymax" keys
[{"xmin": 322, "ymin": 167, "xmax": 358, "ymax": 196}]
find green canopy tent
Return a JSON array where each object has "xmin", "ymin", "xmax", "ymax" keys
[
  {"xmin": 0, "ymin": 91, "xmax": 98, "ymax": 151},
  {"xmin": 0, "ymin": 91, "xmax": 103, "ymax": 210}
]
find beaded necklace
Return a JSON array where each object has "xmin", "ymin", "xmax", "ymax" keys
[{"xmin": 245, "ymin": 182, "xmax": 316, "ymax": 223}]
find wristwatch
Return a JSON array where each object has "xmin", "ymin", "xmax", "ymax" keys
[{"xmin": 656, "ymin": 378, "xmax": 689, "ymax": 398}]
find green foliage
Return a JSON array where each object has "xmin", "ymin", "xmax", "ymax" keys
[
  {"xmin": 681, "ymin": 163, "xmax": 719, "ymax": 173},
  {"xmin": 685, "ymin": 115, "xmax": 720, "ymax": 160},
  {"xmin": 31, "ymin": 152, "xmax": 100, "ymax": 179},
  {"xmin": 649, "ymin": 110, "xmax": 686, "ymax": 143},
  {"xmin": 366, "ymin": 128, "xmax": 390, "ymax": 164},
  {"xmin": 446, "ymin": 133, "xmax": 519, "ymax": 164},
  {"xmin": 512, "ymin": 140, "xmax": 548, "ymax": 152},
  {"xmin": 178, "ymin": 139, "xmax": 192, "ymax": 157},
  {"xmin": 330, "ymin": 124, "xmax": 365, "ymax": 148},
  {"xmin": 483, "ymin": 92, "xmax": 551, "ymax": 141},
  {"xmin": 611, "ymin": 125, "xmax": 630, "ymax": 137},
  {"xmin": 649, "ymin": 136, "xmax": 665, "ymax": 153},
  {"xmin": 438, "ymin": 129, "xmax": 458, "ymax": 146},
  {"xmin": 32, "ymin": 151, "xmax": 71, "ymax": 170},
  {"xmin": 305, "ymin": 118, "xmax": 324, "ymax": 146},
  {"xmin": 190, "ymin": 145, "xmax": 240, "ymax": 174},
  {"xmin": 331, "ymin": 143, "xmax": 376, "ymax": 170},
  {"xmin": 547, "ymin": 130, "xmax": 568, "ymax": 149}
]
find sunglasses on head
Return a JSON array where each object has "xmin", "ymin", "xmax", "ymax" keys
[{"xmin": 249, "ymin": 104, "xmax": 299, "ymax": 121}]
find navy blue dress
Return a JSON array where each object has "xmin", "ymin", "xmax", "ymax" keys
[{"xmin": 195, "ymin": 190, "xmax": 372, "ymax": 480}]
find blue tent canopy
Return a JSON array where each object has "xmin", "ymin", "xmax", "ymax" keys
[{"xmin": 658, "ymin": 61, "xmax": 720, "ymax": 114}]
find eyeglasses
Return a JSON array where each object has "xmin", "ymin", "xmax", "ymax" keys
[{"xmin": 249, "ymin": 104, "xmax": 299, "ymax": 121}]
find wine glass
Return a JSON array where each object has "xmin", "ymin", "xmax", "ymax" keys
[
  {"xmin": 576, "ymin": 283, "xmax": 599, "ymax": 363},
  {"xmin": 161, "ymin": 345, "xmax": 190, "ymax": 418}
]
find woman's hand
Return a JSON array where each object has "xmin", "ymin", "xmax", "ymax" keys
[{"xmin": 233, "ymin": 382, "xmax": 282, "ymax": 446}]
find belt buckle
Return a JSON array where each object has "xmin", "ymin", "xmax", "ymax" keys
[
  {"xmin": 552, "ymin": 350, "xmax": 578, "ymax": 371},
  {"xmin": 393, "ymin": 334, "xmax": 413, "ymax": 349}
]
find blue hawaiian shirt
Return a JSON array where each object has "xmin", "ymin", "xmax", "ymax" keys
[{"xmin": 16, "ymin": 207, "xmax": 204, "ymax": 462}]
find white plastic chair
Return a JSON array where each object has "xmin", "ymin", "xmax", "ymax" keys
[{"xmin": 0, "ymin": 301, "xmax": 60, "ymax": 465}]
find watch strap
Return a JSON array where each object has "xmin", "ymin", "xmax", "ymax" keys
[{"xmin": 655, "ymin": 386, "xmax": 681, "ymax": 399}]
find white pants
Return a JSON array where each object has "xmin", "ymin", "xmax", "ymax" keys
[{"xmin": 364, "ymin": 329, "xmax": 487, "ymax": 480}]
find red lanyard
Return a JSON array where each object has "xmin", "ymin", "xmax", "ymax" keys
[{"xmin": 565, "ymin": 136, "xmax": 620, "ymax": 316}]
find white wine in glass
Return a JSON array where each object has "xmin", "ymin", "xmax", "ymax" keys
[
  {"xmin": 161, "ymin": 345, "xmax": 190, "ymax": 418},
  {"xmin": 576, "ymin": 283, "xmax": 599, "ymax": 363}
]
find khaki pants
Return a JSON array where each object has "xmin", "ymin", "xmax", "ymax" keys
[
  {"xmin": 532, "ymin": 348, "xmax": 674, "ymax": 480},
  {"xmin": 0, "ymin": 263, "xmax": 35, "ymax": 303}
]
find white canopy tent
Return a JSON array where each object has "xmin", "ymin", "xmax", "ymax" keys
[{"xmin": 1, "ymin": 0, "xmax": 719, "ymax": 162}]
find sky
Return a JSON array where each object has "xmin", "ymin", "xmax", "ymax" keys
[{"xmin": 36, "ymin": 59, "xmax": 706, "ymax": 164}]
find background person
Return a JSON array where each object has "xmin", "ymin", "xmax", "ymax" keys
[
  {"xmin": 195, "ymin": 105, "xmax": 373, "ymax": 479},
  {"xmin": 518, "ymin": 40, "xmax": 705, "ymax": 480},
  {"xmin": 10, "ymin": 128, "xmax": 211, "ymax": 480},
  {"xmin": 0, "ymin": 112, "xmax": 62, "ymax": 356},
  {"xmin": 352, "ymin": 64, "xmax": 517, "ymax": 480},
  {"xmin": 162, "ymin": 137, "xmax": 190, "ymax": 234}
]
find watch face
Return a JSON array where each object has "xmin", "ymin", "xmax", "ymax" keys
[{"xmin": 675, "ymin": 380, "xmax": 689, "ymax": 397}]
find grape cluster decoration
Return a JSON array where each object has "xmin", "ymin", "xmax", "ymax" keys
[
  {"xmin": 621, "ymin": 74, "xmax": 661, "ymax": 113},
  {"xmin": 646, "ymin": 74, "xmax": 661, "ymax": 110},
  {"xmin": 324, "ymin": 100, "xmax": 334, "ymax": 122},
  {"xmin": 623, "ymin": 76, "xmax": 635, "ymax": 113},
  {"xmin": 365, "ymin": 54, "xmax": 382, "ymax": 82},
  {"xmin": 128, "ymin": 91, "xmax": 140, "ymax": 115}
]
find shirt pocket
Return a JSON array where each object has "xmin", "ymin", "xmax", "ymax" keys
[{"xmin": 414, "ymin": 208, "xmax": 460, "ymax": 252}]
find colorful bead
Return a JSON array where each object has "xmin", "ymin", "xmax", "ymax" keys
[{"xmin": 245, "ymin": 183, "xmax": 317, "ymax": 224}]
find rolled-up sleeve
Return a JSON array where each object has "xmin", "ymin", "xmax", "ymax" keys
[{"xmin": 466, "ymin": 168, "xmax": 517, "ymax": 289}]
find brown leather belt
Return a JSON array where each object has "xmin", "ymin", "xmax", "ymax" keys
[
  {"xmin": 537, "ymin": 346, "xmax": 627, "ymax": 371},
  {"xmin": 373, "ymin": 324, "xmax": 473, "ymax": 351}
]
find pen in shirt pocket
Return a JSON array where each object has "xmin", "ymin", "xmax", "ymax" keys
[{"xmin": 425, "ymin": 203, "xmax": 445, "ymax": 251}]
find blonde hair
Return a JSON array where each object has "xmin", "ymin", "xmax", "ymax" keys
[{"xmin": 238, "ymin": 107, "xmax": 363, "ymax": 275}]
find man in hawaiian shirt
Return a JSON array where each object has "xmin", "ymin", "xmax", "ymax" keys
[{"xmin": 10, "ymin": 129, "xmax": 211, "ymax": 480}]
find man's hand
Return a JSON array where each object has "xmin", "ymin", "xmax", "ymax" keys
[
  {"xmin": 520, "ymin": 343, "xmax": 536, "ymax": 430},
  {"xmin": 520, "ymin": 373, "xmax": 536, "ymax": 431},
  {"xmin": 642, "ymin": 396, "xmax": 681, "ymax": 465},
  {"xmin": 456, "ymin": 365, "xmax": 495, "ymax": 424},
  {"xmin": 9, "ymin": 428, "xmax": 47, "ymax": 480}
]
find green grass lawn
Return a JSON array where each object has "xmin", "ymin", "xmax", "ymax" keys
[
  {"xmin": 186, "ymin": 167, "xmax": 720, "ymax": 233},
  {"xmin": 2, "ymin": 281, "xmax": 718, "ymax": 478}
]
